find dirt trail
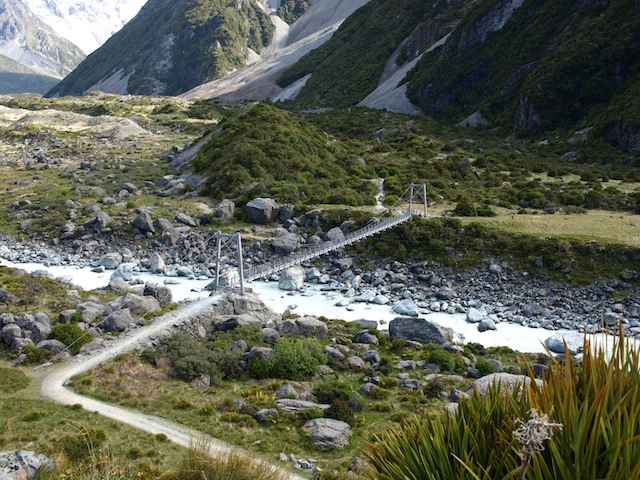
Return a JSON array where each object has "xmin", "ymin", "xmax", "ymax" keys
[{"xmin": 38, "ymin": 294, "xmax": 304, "ymax": 479}]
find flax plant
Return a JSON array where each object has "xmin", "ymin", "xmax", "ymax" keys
[{"xmin": 366, "ymin": 328, "xmax": 640, "ymax": 480}]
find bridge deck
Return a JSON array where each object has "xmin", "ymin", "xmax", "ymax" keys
[{"xmin": 244, "ymin": 211, "xmax": 415, "ymax": 281}]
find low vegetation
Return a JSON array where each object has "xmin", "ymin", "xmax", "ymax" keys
[{"xmin": 366, "ymin": 330, "xmax": 640, "ymax": 479}]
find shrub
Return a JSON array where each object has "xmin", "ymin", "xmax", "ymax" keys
[
  {"xmin": 325, "ymin": 399, "xmax": 355, "ymax": 426},
  {"xmin": 247, "ymin": 338, "xmax": 327, "ymax": 380},
  {"xmin": 454, "ymin": 197, "xmax": 477, "ymax": 216},
  {"xmin": 51, "ymin": 323, "xmax": 91, "ymax": 354},
  {"xmin": 475, "ymin": 359, "xmax": 497, "ymax": 377},
  {"xmin": 422, "ymin": 377, "xmax": 446, "ymax": 399},
  {"xmin": 314, "ymin": 380, "xmax": 353, "ymax": 404},
  {"xmin": 59, "ymin": 424, "xmax": 107, "ymax": 462},
  {"xmin": 427, "ymin": 349, "xmax": 455, "ymax": 372}
]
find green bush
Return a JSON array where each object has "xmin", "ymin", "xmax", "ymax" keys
[
  {"xmin": 427, "ymin": 349, "xmax": 456, "ymax": 372},
  {"xmin": 454, "ymin": 197, "xmax": 477, "ymax": 217},
  {"xmin": 247, "ymin": 338, "xmax": 327, "ymax": 381},
  {"xmin": 314, "ymin": 380, "xmax": 353, "ymax": 404},
  {"xmin": 51, "ymin": 323, "xmax": 91, "ymax": 354},
  {"xmin": 476, "ymin": 359, "xmax": 497, "ymax": 377},
  {"xmin": 60, "ymin": 424, "xmax": 107, "ymax": 462},
  {"xmin": 325, "ymin": 399, "xmax": 355, "ymax": 426}
]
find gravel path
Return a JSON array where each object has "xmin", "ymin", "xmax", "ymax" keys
[{"xmin": 38, "ymin": 294, "xmax": 305, "ymax": 479}]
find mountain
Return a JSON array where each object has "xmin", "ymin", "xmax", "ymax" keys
[
  {"xmin": 0, "ymin": 0, "xmax": 85, "ymax": 93},
  {"xmin": 22, "ymin": 0, "xmax": 148, "ymax": 54},
  {"xmin": 46, "ymin": 0, "xmax": 280, "ymax": 97}
]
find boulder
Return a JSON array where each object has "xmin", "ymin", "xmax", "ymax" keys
[
  {"xmin": 323, "ymin": 345, "xmax": 346, "ymax": 362},
  {"xmin": 216, "ymin": 199, "xmax": 235, "ymax": 221},
  {"xmin": 275, "ymin": 384, "xmax": 298, "ymax": 399},
  {"xmin": 216, "ymin": 314, "xmax": 263, "ymax": 331},
  {"xmin": 278, "ymin": 266, "xmax": 304, "ymax": 291},
  {"xmin": 391, "ymin": 299, "xmax": 420, "ymax": 317},
  {"xmin": 276, "ymin": 399, "xmax": 329, "ymax": 413},
  {"xmin": 0, "ymin": 450, "xmax": 56, "ymax": 479},
  {"xmin": 469, "ymin": 373, "xmax": 543, "ymax": 396},
  {"xmin": 111, "ymin": 263, "xmax": 134, "ymax": 281},
  {"xmin": 278, "ymin": 204, "xmax": 295, "ymax": 222},
  {"xmin": 98, "ymin": 253, "xmax": 122, "ymax": 269},
  {"xmin": 27, "ymin": 322, "xmax": 51, "ymax": 344},
  {"xmin": 116, "ymin": 293, "xmax": 161, "ymax": 315},
  {"xmin": 99, "ymin": 309, "xmax": 134, "ymax": 333},
  {"xmin": 326, "ymin": 227, "xmax": 345, "ymax": 243},
  {"xmin": 0, "ymin": 288, "xmax": 19, "ymax": 305},
  {"xmin": 149, "ymin": 253, "xmax": 166, "ymax": 274},
  {"xmin": 254, "ymin": 408, "xmax": 279, "ymax": 423},
  {"xmin": 272, "ymin": 234, "xmax": 299, "ymax": 255},
  {"xmin": 275, "ymin": 316, "xmax": 328, "ymax": 338},
  {"xmin": 544, "ymin": 332, "xmax": 585, "ymax": 355},
  {"xmin": 303, "ymin": 418, "xmax": 352, "ymax": 449},
  {"xmin": 436, "ymin": 287, "xmax": 456, "ymax": 300},
  {"xmin": 214, "ymin": 292, "xmax": 281, "ymax": 324},
  {"xmin": 76, "ymin": 302, "xmax": 109, "ymax": 325},
  {"xmin": 353, "ymin": 330, "xmax": 379, "ymax": 345},
  {"xmin": 246, "ymin": 198, "xmax": 279, "ymax": 224},
  {"xmin": 244, "ymin": 347, "xmax": 275, "ymax": 363},
  {"xmin": 175, "ymin": 212, "xmax": 198, "ymax": 227},
  {"xmin": 109, "ymin": 277, "xmax": 131, "ymax": 293},
  {"xmin": 154, "ymin": 218, "xmax": 174, "ymax": 231},
  {"xmin": 143, "ymin": 284, "xmax": 173, "ymax": 305},
  {"xmin": 132, "ymin": 212, "xmax": 155, "ymax": 233},
  {"xmin": 478, "ymin": 318, "xmax": 497, "ymax": 332},
  {"xmin": 466, "ymin": 307, "xmax": 484, "ymax": 323},
  {"xmin": 35, "ymin": 339, "xmax": 66, "ymax": 354},
  {"xmin": 361, "ymin": 350, "xmax": 381, "ymax": 364},
  {"xmin": 1, "ymin": 324, "xmax": 22, "ymax": 346},
  {"xmin": 389, "ymin": 317, "xmax": 453, "ymax": 345},
  {"xmin": 347, "ymin": 356, "xmax": 367, "ymax": 370}
]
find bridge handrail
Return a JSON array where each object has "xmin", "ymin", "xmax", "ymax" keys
[{"xmin": 243, "ymin": 211, "xmax": 412, "ymax": 281}]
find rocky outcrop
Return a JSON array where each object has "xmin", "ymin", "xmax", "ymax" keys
[{"xmin": 0, "ymin": 450, "xmax": 56, "ymax": 479}]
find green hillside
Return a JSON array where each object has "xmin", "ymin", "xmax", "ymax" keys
[
  {"xmin": 47, "ymin": 0, "xmax": 274, "ymax": 97},
  {"xmin": 192, "ymin": 103, "xmax": 378, "ymax": 205}
]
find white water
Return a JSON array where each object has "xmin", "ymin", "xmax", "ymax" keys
[{"xmin": 0, "ymin": 258, "xmax": 589, "ymax": 353}]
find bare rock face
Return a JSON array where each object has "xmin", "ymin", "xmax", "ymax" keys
[{"xmin": 246, "ymin": 198, "xmax": 279, "ymax": 224}]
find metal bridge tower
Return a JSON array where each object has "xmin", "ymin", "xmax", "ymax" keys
[
  {"xmin": 213, "ymin": 232, "xmax": 245, "ymax": 295},
  {"xmin": 409, "ymin": 183, "xmax": 428, "ymax": 217}
]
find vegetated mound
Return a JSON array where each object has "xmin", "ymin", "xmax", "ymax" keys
[
  {"xmin": 46, "ymin": 0, "xmax": 275, "ymax": 97},
  {"xmin": 191, "ymin": 102, "xmax": 377, "ymax": 205}
]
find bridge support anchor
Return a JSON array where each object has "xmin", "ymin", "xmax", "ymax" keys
[
  {"xmin": 213, "ymin": 232, "xmax": 245, "ymax": 296},
  {"xmin": 409, "ymin": 183, "xmax": 428, "ymax": 217}
]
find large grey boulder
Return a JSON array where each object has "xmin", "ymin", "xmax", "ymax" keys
[
  {"xmin": 175, "ymin": 212, "xmax": 198, "ymax": 227},
  {"xmin": 326, "ymin": 227, "xmax": 345, "ymax": 243},
  {"xmin": 28, "ymin": 322, "xmax": 51, "ymax": 344},
  {"xmin": 216, "ymin": 314, "xmax": 263, "ymax": 331},
  {"xmin": 466, "ymin": 307, "xmax": 485, "ymax": 323},
  {"xmin": 303, "ymin": 418, "xmax": 353, "ymax": 449},
  {"xmin": 111, "ymin": 263, "xmax": 134, "ymax": 281},
  {"xmin": 0, "ymin": 450, "xmax": 56, "ymax": 479},
  {"xmin": 216, "ymin": 199, "xmax": 235, "ymax": 221},
  {"xmin": 275, "ymin": 316, "xmax": 328, "ymax": 338},
  {"xmin": 1, "ymin": 324, "xmax": 21, "ymax": 346},
  {"xmin": 246, "ymin": 198, "xmax": 279, "ymax": 224},
  {"xmin": 143, "ymin": 284, "xmax": 173, "ymax": 305},
  {"xmin": 478, "ymin": 318, "xmax": 497, "ymax": 332},
  {"xmin": 0, "ymin": 288, "xmax": 19, "ymax": 305},
  {"xmin": 35, "ymin": 339, "xmax": 66, "ymax": 354},
  {"xmin": 244, "ymin": 347, "xmax": 275, "ymax": 363},
  {"xmin": 469, "ymin": 373, "xmax": 543, "ymax": 396},
  {"xmin": 272, "ymin": 233, "xmax": 299, "ymax": 255},
  {"xmin": 389, "ymin": 317, "xmax": 453, "ymax": 345},
  {"xmin": 544, "ymin": 332, "xmax": 585, "ymax": 355},
  {"xmin": 276, "ymin": 399, "xmax": 329, "ymax": 413},
  {"xmin": 116, "ymin": 293, "xmax": 161, "ymax": 315},
  {"xmin": 214, "ymin": 292, "xmax": 281, "ymax": 324},
  {"xmin": 392, "ymin": 299, "xmax": 420, "ymax": 317},
  {"xmin": 99, "ymin": 309, "xmax": 134, "ymax": 333},
  {"xmin": 149, "ymin": 253, "xmax": 166, "ymax": 274},
  {"xmin": 76, "ymin": 302, "xmax": 110, "ymax": 325},
  {"xmin": 98, "ymin": 252, "xmax": 122, "ymax": 269},
  {"xmin": 278, "ymin": 266, "xmax": 304, "ymax": 291},
  {"xmin": 132, "ymin": 212, "xmax": 155, "ymax": 233}
]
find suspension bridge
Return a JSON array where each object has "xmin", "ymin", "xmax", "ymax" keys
[{"xmin": 213, "ymin": 183, "xmax": 427, "ymax": 295}]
